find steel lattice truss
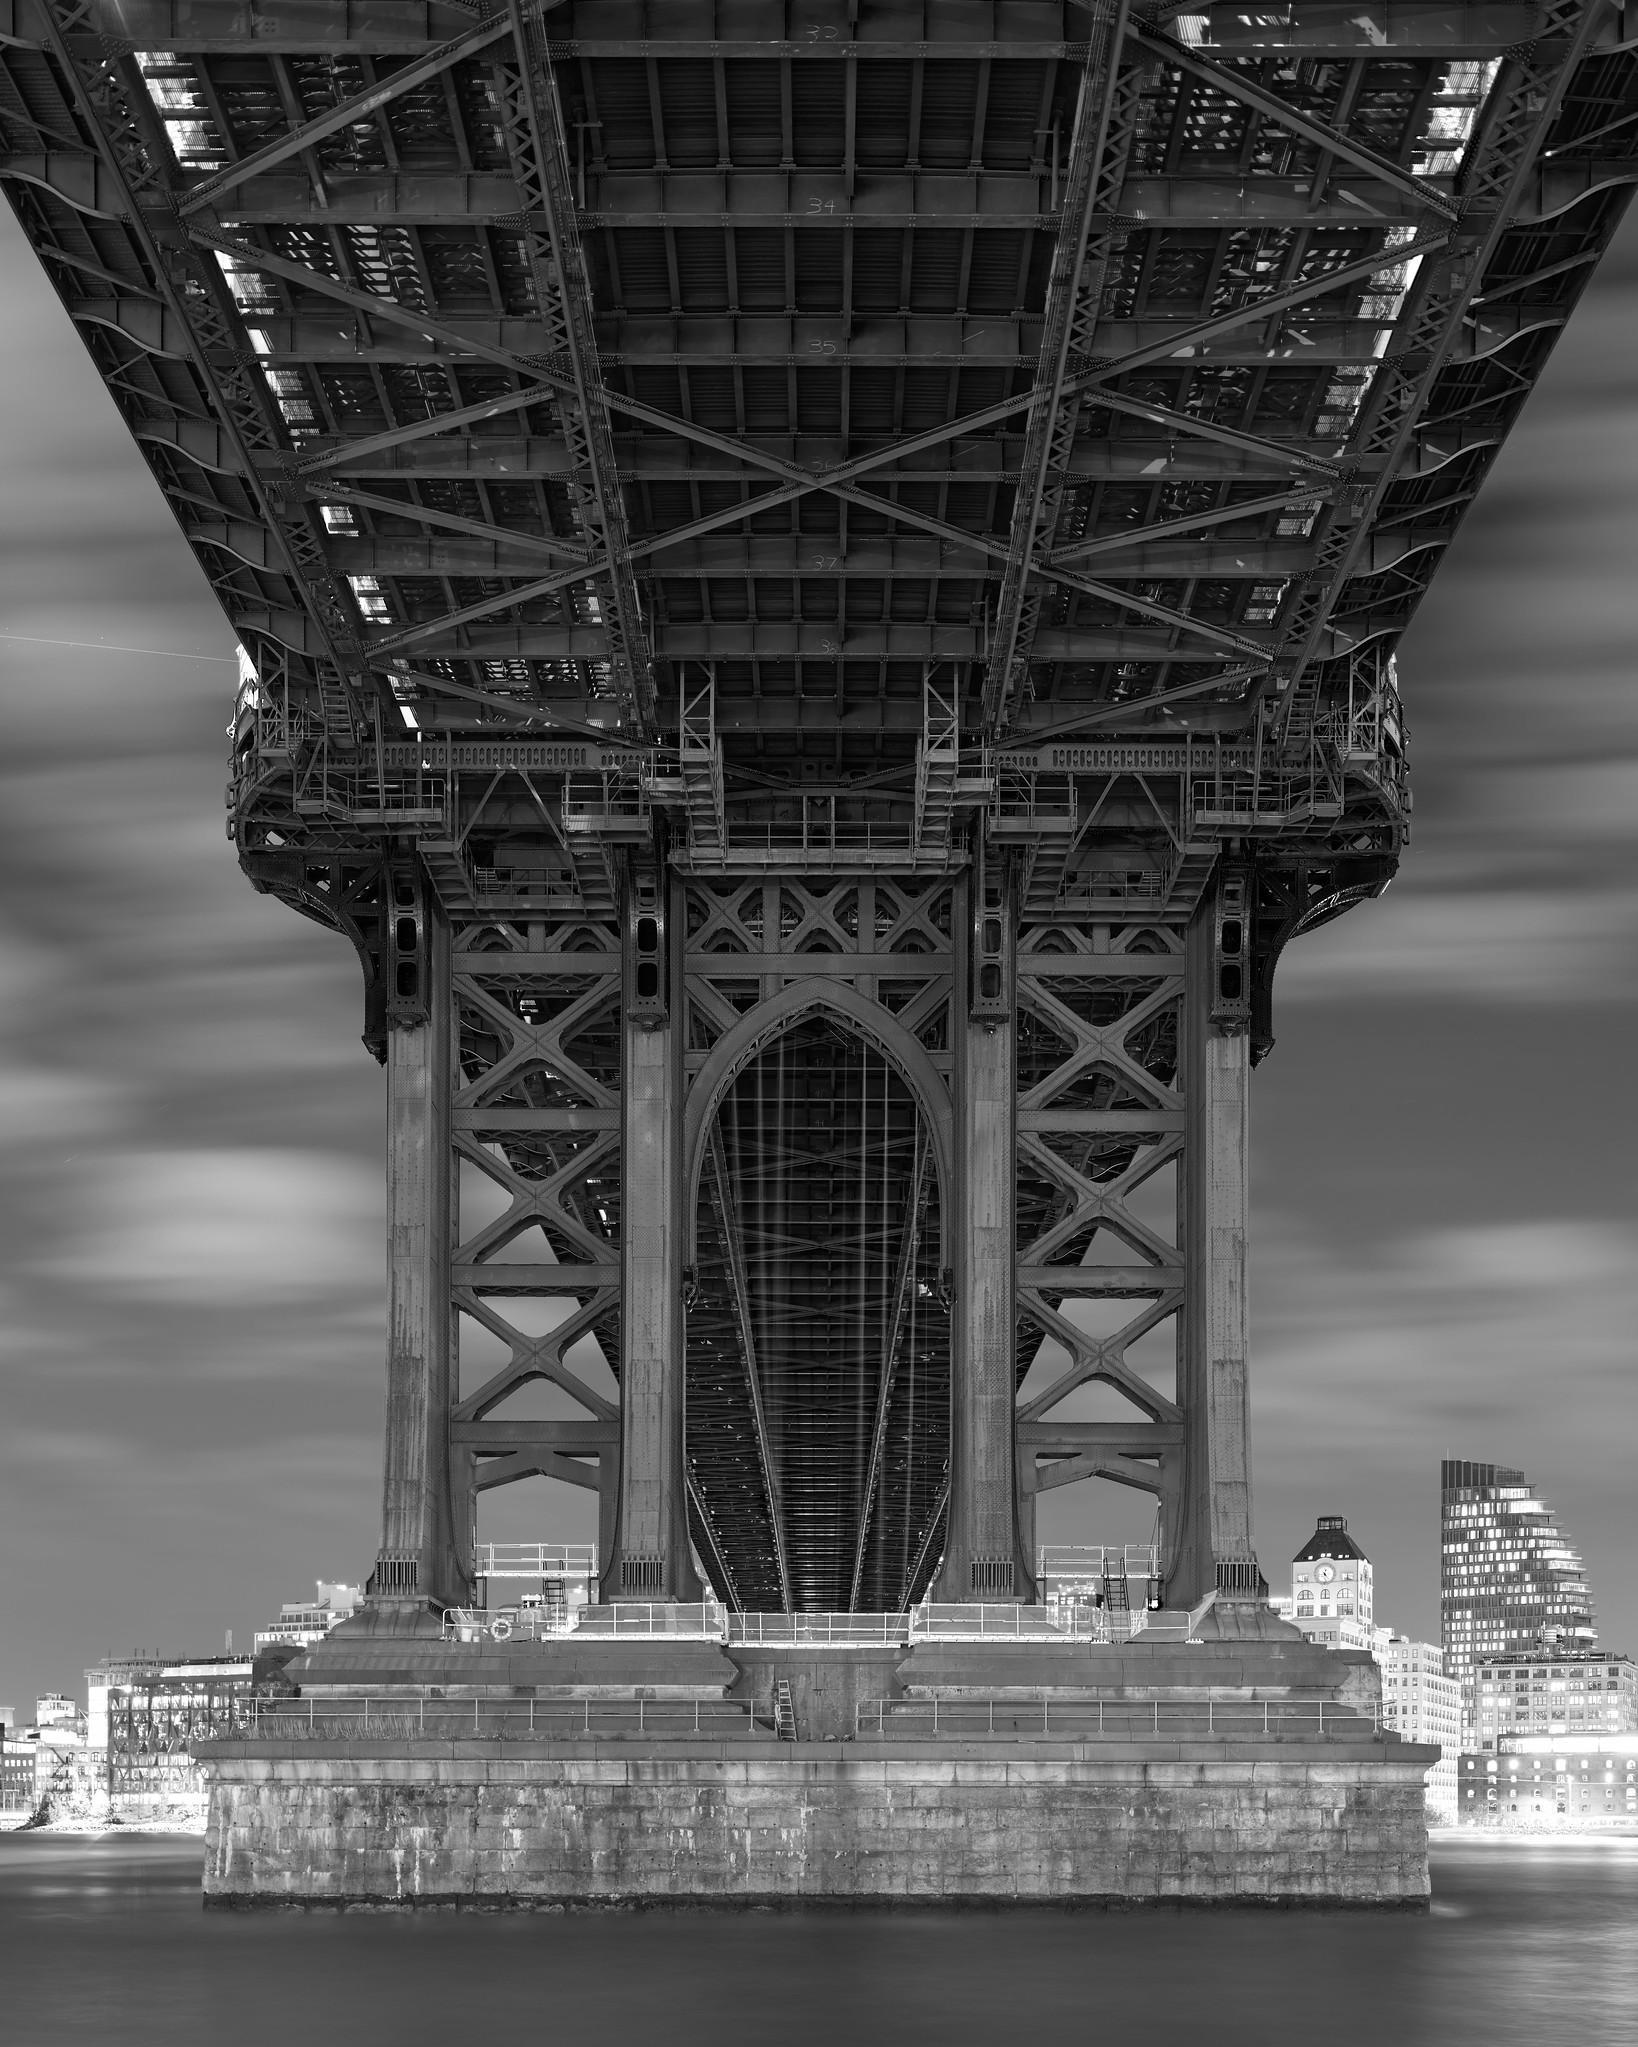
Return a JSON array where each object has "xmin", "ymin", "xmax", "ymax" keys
[{"xmin": 6, "ymin": 0, "xmax": 1635, "ymax": 1607}]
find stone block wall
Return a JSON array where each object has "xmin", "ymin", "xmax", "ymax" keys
[{"xmin": 200, "ymin": 1739, "xmax": 1433, "ymax": 1906}]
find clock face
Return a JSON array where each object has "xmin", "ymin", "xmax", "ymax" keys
[{"xmin": 1315, "ymin": 1565, "xmax": 1336, "ymax": 1583}]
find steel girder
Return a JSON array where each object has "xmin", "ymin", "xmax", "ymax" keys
[
  {"xmin": 6, "ymin": 2, "xmax": 1632, "ymax": 773},
  {"xmin": 7, "ymin": 0, "xmax": 1636, "ymax": 1610}
]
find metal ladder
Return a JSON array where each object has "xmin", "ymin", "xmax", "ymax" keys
[
  {"xmin": 1101, "ymin": 1562, "xmax": 1131, "ymax": 1634},
  {"xmin": 773, "ymin": 1678, "xmax": 798, "ymax": 1742}
]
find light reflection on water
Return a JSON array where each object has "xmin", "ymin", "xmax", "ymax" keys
[{"xmin": 0, "ymin": 1835, "xmax": 1634, "ymax": 2047}]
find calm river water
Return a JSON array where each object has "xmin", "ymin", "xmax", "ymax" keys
[{"xmin": 0, "ymin": 1833, "xmax": 1633, "ymax": 2046}]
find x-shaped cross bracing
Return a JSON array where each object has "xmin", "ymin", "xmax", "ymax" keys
[
  {"xmin": 452, "ymin": 1285, "xmax": 619, "ymax": 1427},
  {"xmin": 189, "ymin": 213, "xmax": 1446, "ymax": 699},
  {"xmin": 1017, "ymin": 1285, "xmax": 1183, "ymax": 1429},
  {"xmin": 454, "ymin": 976, "xmax": 618, "ymax": 1113}
]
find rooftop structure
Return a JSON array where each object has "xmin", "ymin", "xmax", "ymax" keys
[
  {"xmin": 1441, "ymin": 1460, "xmax": 1596, "ymax": 1736},
  {"xmin": 253, "ymin": 1581, "xmax": 365, "ymax": 1653}
]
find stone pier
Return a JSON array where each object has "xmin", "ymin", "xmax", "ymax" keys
[{"xmin": 199, "ymin": 1618, "xmax": 1436, "ymax": 1907}]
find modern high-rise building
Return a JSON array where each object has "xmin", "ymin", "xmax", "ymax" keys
[{"xmin": 1441, "ymin": 1460, "xmax": 1596, "ymax": 1739}]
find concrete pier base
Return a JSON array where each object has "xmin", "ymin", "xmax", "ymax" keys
[
  {"xmin": 201, "ymin": 1739, "xmax": 1432, "ymax": 1907},
  {"xmin": 199, "ymin": 1620, "xmax": 1436, "ymax": 1906}
]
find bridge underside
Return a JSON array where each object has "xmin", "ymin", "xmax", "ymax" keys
[{"xmin": 6, "ymin": 0, "xmax": 1634, "ymax": 1615}]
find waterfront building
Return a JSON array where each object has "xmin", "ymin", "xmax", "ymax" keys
[
  {"xmin": 0, "ymin": 1735, "xmax": 33, "ymax": 1812},
  {"xmin": 252, "ymin": 1581, "xmax": 364, "ymax": 1653},
  {"xmin": 84, "ymin": 1656, "xmax": 256, "ymax": 1822},
  {"xmin": 1459, "ymin": 1734, "xmax": 1638, "ymax": 1827},
  {"xmin": 1373, "ymin": 1632, "xmax": 1461, "ymax": 1817},
  {"xmin": 31, "ymin": 1695, "xmax": 88, "ymax": 1809},
  {"xmin": 1284, "ymin": 1516, "xmax": 1375, "ymax": 1651},
  {"xmin": 1441, "ymin": 1459, "xmax": 1596, "ymax": 1740},
  {"xmin": 1471, "ymin": 1650, "xmax": 1636, "ymax": 1750}
]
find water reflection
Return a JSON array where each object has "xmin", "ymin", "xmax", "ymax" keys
[{"xmin": 0, "ymin": 1836, "xmax": 1632, "ymax": 2047}]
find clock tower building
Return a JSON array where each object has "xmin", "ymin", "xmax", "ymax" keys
[{"xmin": 1287, "ymin": 1516, "xmax": 1375, "ymax": 1651}]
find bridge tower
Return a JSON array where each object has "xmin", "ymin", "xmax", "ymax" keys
[{"xmin": 7, "ymin": 0, "xmax": 1632, "ymax": 1904}]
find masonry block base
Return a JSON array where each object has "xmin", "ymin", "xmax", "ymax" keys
[{"xmin": 200, "ymin": 1742, "xmax": 1432, "ymax": 1906}]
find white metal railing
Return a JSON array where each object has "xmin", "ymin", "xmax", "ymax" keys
[
  {"xmin": 571, "ymin": 1602, "xmax": 724, "ymax": 1639},
  {"xmin": 909, "ymin": 1602, "xmax": 1129, "ymax": 1642},
  {"xmin": 243, "ymin": 1696, "xmax": 754, "ymax": 1739},
  {"xmin": 441, "ymin": 1601, "xmax": 1207, "ymax": 1647},
  {"xmin": 718, "ymin": 804, "xmax": 923, "ymax": 857},
  {"xmin": 241, "ymin": 1693, "xmax": 1380, "ymax": 1744},
  {"xmin": 854, "ymin": 1697, "xmax": 1383, "ymax": 1740},
  {"xmin": 442, "ymin": 1606, "xmax": 578, "ymax": 1645},
  {"xmin": 727, "ymin": 1612, "xmax": 912, "ymax": 1648},
  {"xmin": 429, "ymin": 1596, "xmax": 1209, "ymax": 1648},
  {"xmin": 1047, "ymin": 871, "xmax": 1167, "ymax": 909},
  {"xmin": 474, "ymin": 1543, "xmax": 598, "ymax": 1580},
  {"xmin": 1036, "ymin": 1545, "xmax": 1162, "ymax": 1580},
  {"xmin": 470, "ymin": 871, "xmax": 586, "ymax": 905}
]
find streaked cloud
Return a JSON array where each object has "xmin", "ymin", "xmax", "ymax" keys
[
  {"xmin": 1280, "ymin": 887, "xmax": 1638, "ymax": 1002},
  {"xmin": 47, "ymin": 1147, "xmax": 382, "ymax": 1305}
]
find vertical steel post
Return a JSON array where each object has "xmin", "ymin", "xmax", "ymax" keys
[
  {"xmin": 1168, "ymin": 891, "xmax": 1262, "ymax": 1607},
  {"xmin": 372, "ymin": 903, "xmax": 465, "ymax": 1611},
  {"xmin": 607, "ymin": 868, "xmax": 697, "ymax": 1598},
  {"xmin": 935, "ymin": 859, "xmax": 1026, "ymax": 1599}
]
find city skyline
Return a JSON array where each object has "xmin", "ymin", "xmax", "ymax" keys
[{"xmin": 2, "ymin": 189, "xmax": 1637, "ymax": 1709}]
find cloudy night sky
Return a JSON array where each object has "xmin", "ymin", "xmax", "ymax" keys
[{"xmin": 0, "ymin": 195, "xmax": 1635, "ymax": 1714}]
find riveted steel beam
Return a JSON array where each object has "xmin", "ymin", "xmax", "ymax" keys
[
  {"xmin": 985, "ymin": 0, "xmax": 1131, "ymax": 733},
  {"xmin": 310, "ymin": 481, "xmax": 590, "ymax": 563},
  {"xmin": 1276, "ymin": 0, "xmax": 1619, "ymax": 737},
  {"xmin": 1128, "ymin": 18, "xmax": 1461, "ymax": 221},
  {"xmin": 175, "ymin": 10, "xmax": 518, "ymax": 216},
  {"xmin": 1049, "ymin": 486, "xmax": 1327, "ymax": 566},
  {"xmin": 31, "ymin": 16, "xmax": 367, "ymax": 734},
  {"xmin": 289, "ymin": 387, "xmax": 549, "ymax": 476},
  {"xmin": 493, "ymin": 0, "xmax": 653, "ymax": 730}
]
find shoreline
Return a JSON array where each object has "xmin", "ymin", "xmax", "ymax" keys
[
  {"xmin": 0, "ymin": 1816, "xmax": 206, "ymax": 1837},
  {"xmin": 1430, "ymin": 1826, "xmax": 1638, "ymax": 1847}
]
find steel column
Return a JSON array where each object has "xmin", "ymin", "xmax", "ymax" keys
[
  {"xmin": 1169, "ymin": 900, "xmax": 1260, "ymax": 1608},
  {"xmin": 935, "ymin": 867, "xmax": 1026, "ymax": 1600},
  {"xmin": 607, "ymin": 873, "xmax": 696, "ymax": 1599},
  {"xmin": 373, "ymin": 906, "xmax": 465, "ymax": 1610}
]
